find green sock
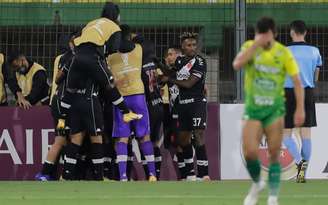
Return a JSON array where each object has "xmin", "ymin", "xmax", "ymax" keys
[
  {"xmin": 246, "ymin": 159, "xmax": 261, "ymax": 183},
  {"xmin": 268, "ymin": 163, "xmax": 281, "ymax": 196}
]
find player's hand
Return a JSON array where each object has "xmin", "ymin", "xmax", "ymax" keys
[
  {"xmin": 16, "ymin": 92, "xmax": 32, "ymax": 110},
  {"xmin": 123, "ymin": 111, "xmax": 143, "ymax": 123},
  {"xmin": 254, "ymin": 32, "xmax": 273, "ymax": 48},
  {"xmin": 294, "ymin": 108, "xmax": 305, "ymax": 127},
  {"xmin": 159, "ymin": 75, "xmax": 169, "ymax": 83}
]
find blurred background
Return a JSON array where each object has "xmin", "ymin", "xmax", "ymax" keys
[{"xmin": 1, "ymin": 0, "xmax": 327, "ymax": 104}]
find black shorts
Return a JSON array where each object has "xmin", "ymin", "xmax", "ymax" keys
[
  {"xmin": 69, "ymin": 94, "xmax": 104, "ymax": 136},
  {"xmin": 50, "ymin": 94, "xmax": 69, "ymax": 137},
  {"xmin": 284, "ymin": 88, "xmax": 317, "ymax": 128},
  {"xmin": 148, "ymin": 103, "xmax": 164, "ymax": 143},
  {"xmin": 177, "ymin": 100, "xmax": 207, "ymax": 131},
  {"xmin": 67, "ymin": 45, "xmax": 115, "ymax": 93},
  {"xmin": 163, "ymin": 102, "xmax": 180, "ymax": 148}
]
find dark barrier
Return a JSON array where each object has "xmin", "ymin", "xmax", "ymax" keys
[{"xmin": 0, "ymin": 104, "xmax": 219, "ymax": 180}]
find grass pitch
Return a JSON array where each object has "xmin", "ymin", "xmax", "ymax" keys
[{"xmin": 0, "ymin": 180, "xmax": 327, "ymax": 205}]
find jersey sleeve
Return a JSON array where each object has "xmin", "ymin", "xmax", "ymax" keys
[
  {"xmin": 284, "ymin": 48, "xmax": 299, "ymax": 77},
  {"xmin": 240, "ymin": 40, "xmax": 253, "ymax": 51},
  {"xmin": 174, "ymin": 56, "xmax": 183, "ymax": 71},
  {"xmin": 316, "ymin": 47, "xmax": 322, "ymax": 68},
  {"xmin": 191, "ymin": 57, "xmax": 206, "ymax": 79}
]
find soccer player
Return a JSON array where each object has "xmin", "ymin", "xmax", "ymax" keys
[
  {"xmin": 283, "ymin": 20, "xmax": 322, "ymax": 183},
  {"xmin": 8, "ymin": 52, "xmax": 49, "ymax": 106},
  {"xmin": 162, "ymin": 47, "xmax": 188, "ymax": 180},
  {"xmin": 107, "ymin": 24, "xmax": 156, "ymax": 182},
  {"xmin": 233, "ymin": 17, "xmax": 305, "ymax": 205},
  {"xmin": 132, "ymin": 34, "xmax": 164, "ymax": 179},
  {"xmin": 159, "ymin": 32, "xmax": 209, "ymax": 181},
  {"xmin": 61, "ymin": 2, "xmax": 140, "ymax": 180},
  {"xmin": 0, "ymin": 52, "xmax": 30, "ymax": 108},
  {"xmin": 35, "ymin": 33, "xmax": 75, "ymax": 181}
]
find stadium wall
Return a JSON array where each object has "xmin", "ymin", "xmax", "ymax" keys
[{"xmin": 220, "ymin": 104, "xmax": 328, "ymax": 180}]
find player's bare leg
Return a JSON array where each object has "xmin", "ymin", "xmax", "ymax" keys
[
  {"xmin": 243, "ymin": 120, "xmax": 265, "ymax": 205},
  {"xmin": 265, "ymin": 117, "xmax": 284, "ymax": 205},
  {"xmin": 35, "ymin": 136, "xmax": 67, "ymax": 181}
]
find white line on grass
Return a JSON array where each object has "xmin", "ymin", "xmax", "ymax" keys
[{"xmin": 1, "ymin": 194, "xmax": 328, "ymax": 200}]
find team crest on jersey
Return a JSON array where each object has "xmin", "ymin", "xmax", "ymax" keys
[{"xmin": 177, "ymin": 58, "xmax": 196, "ymax": 80}]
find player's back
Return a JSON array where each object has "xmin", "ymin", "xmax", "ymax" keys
[
  {"xmin": 285, "ymin": 42, "xmax": 322, "ymax": 88},
  {"xmin": 108, "ymin": 43, "xmax": 144, "ymax": 96}
]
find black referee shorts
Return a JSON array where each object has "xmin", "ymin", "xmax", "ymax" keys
[
  {"xmin": 284, "ymin": 87, "xmax": 317, "ymax": 128},
  {"xmin": 69, "ymin": 94, "xmax": 104, "ymax": 136}
]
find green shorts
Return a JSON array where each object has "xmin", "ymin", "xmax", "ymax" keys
[{"xmin": 243, "ymin": 105, "xmax": 285, "ymax": 128}]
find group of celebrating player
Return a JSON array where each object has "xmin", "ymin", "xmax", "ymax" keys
[{"xmin": 35, "ymin": 1, "xmax": 210, "ymax": 182}]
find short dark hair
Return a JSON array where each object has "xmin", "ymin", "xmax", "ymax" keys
[
  {"xmin": 120, "ymin": 24, "xmax": 131, "ymax": 40},
  {"xmin": 290, "ymin": 20, "xmax": 307, "ymax": 34},
  {"xmin": 256, "ymin": 17, "xmax": 276, "ymax": 34},
  {"xmin": 180, "ymin": 32, "xmax": 198, "ymax": 43},
  {"xmin": 7, "ymin": 51, "xmax": 24, "ymax": 64}
]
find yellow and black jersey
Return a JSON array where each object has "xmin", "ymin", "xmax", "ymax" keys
[
  {"xmin": 50, "ymin": 54, "xmax": 63, "ymax": 102},
  {"xmin": 74, "ymin": 18, "xmax": 120, "ymax": 47},
  {"xmin": 107, "ymin": 44, "xmax": 144, "ymax": 96}
]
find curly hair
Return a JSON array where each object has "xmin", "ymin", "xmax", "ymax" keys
[{"xmin": 180, "ymin": 32, "xmax": 198, "ymax": 43}]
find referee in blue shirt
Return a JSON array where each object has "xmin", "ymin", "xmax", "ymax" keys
[{"xmin": 283, "ymin": 20, "xmax": 322, "ymax": 183}]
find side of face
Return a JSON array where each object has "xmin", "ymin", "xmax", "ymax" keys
[
  {"xmin": 11, "ymin": 56, "xmax": 28, "ymax": 72},
  {"xmin": 166, "ymin": 48, "xmax": 178, "ymax": 65},
  {"xmin": 182, "ymin": 38, "xmax": 197, "ymax": 57}
]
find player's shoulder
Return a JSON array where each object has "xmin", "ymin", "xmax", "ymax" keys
[
  {"xmin": 195, "ymin": 55, "xmax": 206, "ymax": 66},
  {"xmin": 242, "ymin": 40, "xmax": 254, "ymax": 47},
  {"xmin": 274, "ymin": 41, "xmax": 292, "ymax": 56},
  {"xmin": 175, "ymin": 55, "xmax": 184, "ymax": 66}
]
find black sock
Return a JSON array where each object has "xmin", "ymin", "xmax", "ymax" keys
[
  {"xmin": 195, "ymin": 145, "xmax": 209, "ymax": 178},
  {"xmin": 41, "ymin": 161, "xmax": 56, "ymax": 176},
  {"xmin": 154, "ymin": 146, "xmax": 162, "ymax": 179},
  {"xmin": 127, "ymin": 143, "xmax": 134, "ymax": 180},
  {"xmin": 176, "ymin": 151, "xmax": 187, "ymax": 179},
  {"xmin": 141, "ymin": 153, "xmax": 150, "ymax": 179},
  {"xmin": 62, "ymin": 143, "xmax": 81, "ymax": 180},
  {"xmin": 103, "ymin": 143, "xmax": 113, "ymax": 179},
  {"xmin": 182, "ymin": 144, "xmax": 195, "ymax": 177},
  {"xmin": 90, "ymin": 143, "xmax": 104, "ymax": 180}
]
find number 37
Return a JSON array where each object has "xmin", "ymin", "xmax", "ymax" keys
[{"xmin": 193, "ymin": 118, "xmax": 201, "ymax": 126}]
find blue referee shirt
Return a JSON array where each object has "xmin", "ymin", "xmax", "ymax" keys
[{"xmin": 284, "ymin": 42, "xmax": 322, "ymax": 88}]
